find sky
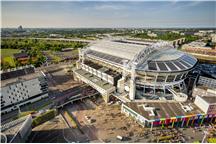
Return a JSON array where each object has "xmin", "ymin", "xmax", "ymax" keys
[{"xmin": 1, "ymin": 1, "xmax": 216, "ymax": 28}]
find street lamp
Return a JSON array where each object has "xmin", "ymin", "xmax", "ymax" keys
[{"xmin": 202, "ymin": 130, "xmax": 208, "ymax": 143}]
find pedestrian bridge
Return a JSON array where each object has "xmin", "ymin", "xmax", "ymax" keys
[{"xmin": 56, "ymin": 92, "xmax": 99, "ymax": 109}]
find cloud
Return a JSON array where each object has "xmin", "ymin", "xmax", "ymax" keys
[
  {"xmin": 93, "ymin": 4, "xmax": 126, "ymax": 11},
  {"xmin": 170, "ymin": 1, "xmax": 203, "ymax": 9}
]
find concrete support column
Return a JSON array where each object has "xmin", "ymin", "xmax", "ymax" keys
[
  {"xmin": 117, "ymin": 78, "xmax": 125, "ymax": 93},
  {"xmin": 196, "ymin": 116, "xmax": 200, "ymax": 125},
  {"xmin": 186, "ymin": 117, "xmax": 190, "ymax": 127},
  {"xmin": 163, "ymin": 86, "xmax": 166, "ymax": 95},
  {"xmin": 121, "ymin": 105, "xmax": 124, "ymax": 113},
  {"xmin": 150, "ymin": 122, "xmax": 153, "ymax": 131},
  {"xmin": 210, "ymin": 116, "xmax": 214, "ymax": 123},
  {"xmin": 200, "ymin": 115, "xmax": 205, "ymax": 126},
  {"xmin": 102, "ymin": 93, "xmax": 109, "ymax": 103},
  {"xmin": 172, "ymin": 119, "xmax": 175, "ymax": 128},
  {"xmin": 176, "ymin": 119, "xmax": 180, "ymax": 127},
  {"xmin": 181, "ymin": 118, "xmax": 185, "ymax": 127},
  {"xmin": 191, "ymin": 117, "xmax": 195, "ymax": 125},
  {"xmin": 129, "ymin": 64, "xmax": 136, "ymax": 101},
  {"xmin": 161, "ymin": 120, "xmax": 165, "ymax": 128},
  {"xmin": 74, "ymin": 74, "xmax": 78, "ymax": 81},
  {"xmin": 143, "ymin": 85, "xmax": 145, "ymax": 94},
  {"xmin": 129, "ymin": 79, "xmax": 135, "ymax": 100}
]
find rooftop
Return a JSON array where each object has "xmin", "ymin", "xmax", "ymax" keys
[
  {"xmin": 124, "ymin": 102, "xmax": 204, "ymax": 121},
  {"xmin": 1, "ymin": 71, "xmax": 43, "ymax": 87},
  {"xmin": 84, "ymin": 40, "xmax": 197, "ymax": 72},
  {"xmin": 201, "ymin": 96, "xmax": 216, "ymax": 104},
  {"xmin": 74, "ymin": 69, "xmax": 115, "ymax": 90},
  {"xmin": 1, "ymin": 65, "xmax": 35, "ymax": 80},
  {"xmin": 88, "ymin": 40, "xmax": 146, "ymax": 60},
  {"xmin": 193, "ymin": 87, "xmax": 216, "ymax": 97},
  {"xmin": 86, "ymin": 50, "xmax": 126, "ymax": 66},
  {"xmin": 184, "ymin": 41, "xmax": 207, "ymax": 47},
  {"xmin": 13, "ymin": 52, "xmax": 29, "ymax": 59}
]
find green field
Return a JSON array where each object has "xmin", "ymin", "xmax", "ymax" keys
[
  {"xmin": 1, "ymin": 49, "xmax": 20, "ymax": 68},
  {"xmin": 1, "ymin": 49, "xmax": 20, "ymax": 58},
  {"xmin": 3, "ymin": 56, "xmax": 16, "ymax": 67}
]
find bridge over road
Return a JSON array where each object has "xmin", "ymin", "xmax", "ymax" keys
[{"xmin": 56, "ymin": 92, "xmax": 99, "ymax": 109}]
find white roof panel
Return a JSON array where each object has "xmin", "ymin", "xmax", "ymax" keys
[{"xmin": 88, "ymin": 40, "xmax": 146, "ymax": 60}]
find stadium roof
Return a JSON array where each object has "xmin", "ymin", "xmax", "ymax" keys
[
  {"xmin": 84, "ymin": 40, "xmax": 197, "ymax": 72},
  {"xmin": 88, "ymin": 40, "xmax": 147, "ymax": 60}
]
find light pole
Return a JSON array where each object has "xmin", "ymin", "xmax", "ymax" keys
[{"xmin": 202, "ymin": 131, "xmax": 208, "ymax": 143}]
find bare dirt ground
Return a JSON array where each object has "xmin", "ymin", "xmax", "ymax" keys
[
  {"xmin": 67, "ymin": 99, "xmax": 145, "ymax": 143},
  {"xmin": 28, "ymin": 114, "xmax": 88, "ymax": 143},
  {"xmin": 28, "ymin": 115, "xmax": 67, "ymax": 143}
]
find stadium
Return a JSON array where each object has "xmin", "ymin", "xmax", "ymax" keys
[{"xmin": 74, "ymin": 39, "xmax": 198, "ymax": 102}]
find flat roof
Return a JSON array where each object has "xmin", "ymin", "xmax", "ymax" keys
[
  {"xmin": 201, "ymin": 96, "xmax": 216, "ymax": 104},
  {"xmin": 88, "ymin": 40, "xmax": 146, "ymax": 60},
  {"xmin": 193, "ymin": 87, "xmax": 216, "ymax": 97},
  {"xmin": 86, "ymin": 50, "xmax": 126, "ymax": 66},
  {"xmin": 74, "ymin": 69, "xmax": 115, "ymax": 90},
  {"xmin": 123, "ymin": 102, "xmax": 204, "ymax": 121},
  {"xmin": 13, "ymin": 52, "xmax": 28, "ymax": 58},
  {"xmin": 1, "ymin": 71, "xmax": 43, "ymax": 87}
]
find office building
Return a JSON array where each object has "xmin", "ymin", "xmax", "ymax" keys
[{"xmin": 0, "ymin": 65, "xmax": 48, "ymax": 114}]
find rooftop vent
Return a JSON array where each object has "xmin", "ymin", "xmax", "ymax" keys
[
  {"xmin": 181, "ymin": 105, "xmax": 193, "ymax": 112},
  {"xmin": 139, "ymin": 104, "xmax": 155, "ymax": 116}
]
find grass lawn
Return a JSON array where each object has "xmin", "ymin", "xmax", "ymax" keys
[
  {"xmin": 1, "ymin": 49, "xmax": 20, "ymax": 58},
  {"xmin": 13, "ymin": 111, "xmax": 35, "ymax": 120},
  {"xmin": 1, "ymin": 49, "xmax": 20, "ymax": 67},
  {"xmin": 48, "ymin": 51, "xmax": 62, "ymax": 63},
  {"xmin": 3, "ymin": 56, "xmax": 16, "ymax": 67}
]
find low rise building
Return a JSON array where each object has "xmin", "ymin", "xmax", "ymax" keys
[
  {"xmin": 194, "ymin": 96, "xmax": 216, "ymax": 114},
  {"xmin": 13, "ymin": 52, "xmax": 30, "ymax": 64},
  {"xmin": 197, "ymin": 76, "xmax": 216, "ymax": 89},
  {"xmin": 182, "ymin": 41, "xmax": 216, "ymax": 64},
  {"xmin": 147, "ymin": 32, "xmax": 157, "ymax": 38},
  {"xmin": 121, "ymin": 101, "xmax": 216, "ymax": 130},
  {"xmin": 0, "ymin": 66, "xmax": 48, "ymax": 114}
]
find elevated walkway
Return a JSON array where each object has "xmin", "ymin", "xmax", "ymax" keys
[
  {"xmin": 56, "ymin": 92, "xmax": 99, "ymax": 108},
  {"xmin": 167, "ymin": 87, "xmax": 188, "ymax": 102},
  {"xmin": 73, "ymin": 69, "xmax": 116, "ymax": 102},
  {"xmin": 112, "ymin": 92, "xmax": 131, "ymax": 103}
]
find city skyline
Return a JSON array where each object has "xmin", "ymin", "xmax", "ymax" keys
[{"xmin": 2, "ymin": 1, "xmax": 216, "ymax": 28}]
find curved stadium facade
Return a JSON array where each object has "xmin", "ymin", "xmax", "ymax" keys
[{"xmin": 74, "ymin": 39, "xmax": 197, "ymax": 102}]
